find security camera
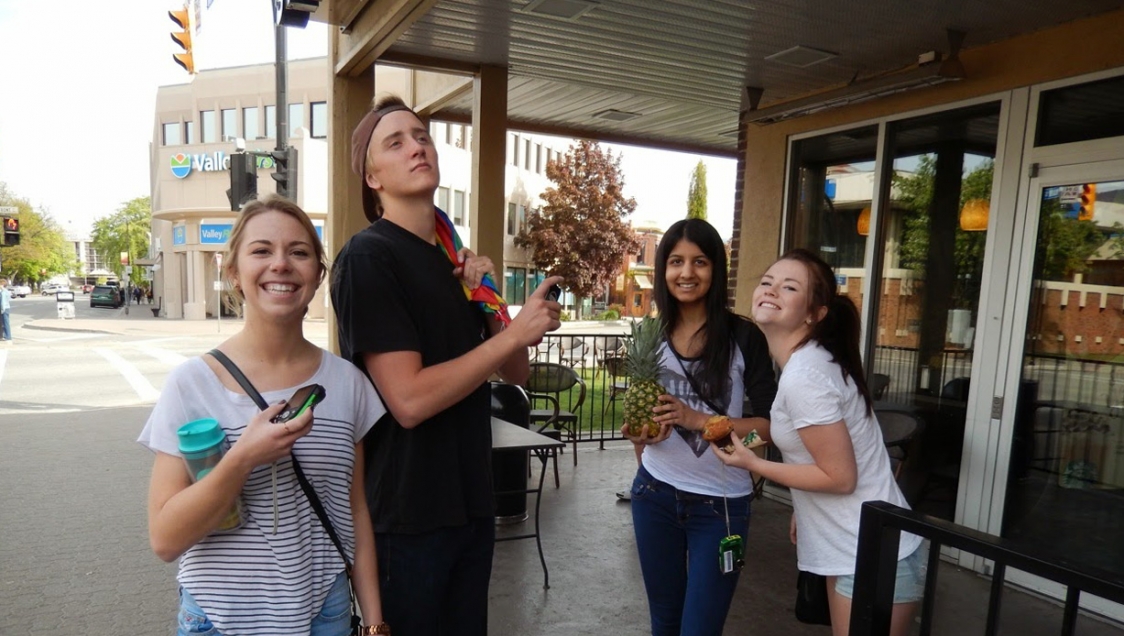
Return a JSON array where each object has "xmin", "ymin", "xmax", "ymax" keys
[{"xmin": 234, "ymin": 137, "xmax": 246, "ymax": 152}]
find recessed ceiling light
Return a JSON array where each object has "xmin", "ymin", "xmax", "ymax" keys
[
  {"xmin": 522, "ymin": 0, "xmax": 598, "ymax": 21},
  {"xmin": 765, "ymin": 45, "xmax": 838, "ymax": 68},
  {"xmin": 594, "ymin": 109, "xmax": 641, "ymax": 122}
]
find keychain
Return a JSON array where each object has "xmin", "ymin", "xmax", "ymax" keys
[{"xmin": 718, "ymin": 465, "xmax": 745, "ymax": 574}]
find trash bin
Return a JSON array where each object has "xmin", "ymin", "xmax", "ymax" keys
[
  {"xmin": 491, "ymin": 382, "xmax": 530, "ymax": 524},
  {"xmin": 56, "ymin": 291, "xmax": 76, "ymax": 319}
]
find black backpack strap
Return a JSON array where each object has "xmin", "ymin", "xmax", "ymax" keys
[{"xmin": 205, "ymin": 349, "xmax": 353, "ymax": 573}]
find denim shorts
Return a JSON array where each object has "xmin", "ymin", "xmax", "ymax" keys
[
  {"xmin": 177, "ymin": 571, "xmax": 351, "ymax": 635},
  {"xmin": 833, "ymin": 542, "xmax": 928, "ymax": 603}
]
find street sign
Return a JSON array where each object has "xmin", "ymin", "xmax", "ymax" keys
[
  {"xmin": 1059, "ymin": 185, "xmax": 1082, "ymax": 204},
  {"xmin": 0, "ymin": 206, "xmax": 17, "ymax": 215}
]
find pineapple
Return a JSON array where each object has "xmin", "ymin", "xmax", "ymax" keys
[{"xmin": 623, "ymin": 317, "xmax": 666, "ymax": 437}]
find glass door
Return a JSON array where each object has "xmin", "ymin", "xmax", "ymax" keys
[{"xmin": 999, "ymin": 161, "xmax": 1124, "ymax": 619}]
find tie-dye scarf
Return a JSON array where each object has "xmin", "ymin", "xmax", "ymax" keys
[{"xmin": 434, "ymin": 206, "xmax": 512, "ymax": 326}]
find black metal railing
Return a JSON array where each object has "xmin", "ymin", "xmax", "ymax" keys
[
  {"xmin": 530, "ymin": 334, "xmax": 1124, "ymax": 452},
  {"xmin": 850, "ymin": 501, "xmax": 1124, "ymax": 636}
]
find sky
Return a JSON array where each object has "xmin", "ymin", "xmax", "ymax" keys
[{"xmin": 0, "ymin": 0, "xmax": 736, "ymax": 240}]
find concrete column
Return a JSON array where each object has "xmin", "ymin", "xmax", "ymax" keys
[
  {"xmin": 326, "ymin": 45, "xmax": 375, "ymax": 354},
  {"xmin": 469, "ymin": 65, "xmax": 508, "ymax": 293},
  {"xmin": 183, "ymin": 250, "xmax": 208, "ymax": 320}
]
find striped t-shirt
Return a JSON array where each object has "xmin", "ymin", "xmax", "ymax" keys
[{"xmin": 138, "ymin": 350, "xmax": 385, "ymax": 635}]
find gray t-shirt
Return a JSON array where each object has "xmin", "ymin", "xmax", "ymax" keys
[
  {"xmin": 771, "ymin": 343, "xmax": 920, "ymax": 576},
  {"xmin": 138, "ymin": 350, "xmax": 385, "ymax": 635}
]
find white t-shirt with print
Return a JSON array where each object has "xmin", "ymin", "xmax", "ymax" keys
[
  {"xmin": 770, "ymin": 342, "xmax": 920, "ymax": 576},
  {"xmin": 642, "ymin": 341, "xmax": 754, "ymax": 498},
  {"xmin": 138, "ymin": 350, "xmax": 385, "ymax": 636}
]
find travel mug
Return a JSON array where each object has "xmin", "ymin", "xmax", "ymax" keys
[{"xmin": 177, "ymin": 418, "xmax": 243, "ymax": 531}]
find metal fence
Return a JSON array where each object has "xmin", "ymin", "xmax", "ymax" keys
[
  {"xmin": 532, "ymin": 334, "xmax": 1124, "ymax": 449},
  {"xmin": 850, "ymin": 501, "xmax": 1124, "ymax": 636}
]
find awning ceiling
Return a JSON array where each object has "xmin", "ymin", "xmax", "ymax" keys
[{"xmin": 323, "ymin": 0, "xmax": 1123, "ymax": 157}]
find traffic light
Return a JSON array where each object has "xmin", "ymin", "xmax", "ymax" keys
[
  {"xmin": 226, "ymin": 153, "xmax": 258, "ymax": 211},
  {"xmin": 271, "ymin": 147, "xmax": 299, "ymax": 201},
  {"xmin": 169, "ymin": 8, "xmax": 195, "ymax": 75},
  {"xmin": 1079, "ymin": 183, "xmax": 1096, "ymax": 221},
  {"xmin": 2, "ymin": 217, "xmax": 19, "ymax": 246}
]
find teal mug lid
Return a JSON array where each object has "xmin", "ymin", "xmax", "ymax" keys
[{"xmin": 177, "ymin": 418, "xmax": 225, "ymax": 454}]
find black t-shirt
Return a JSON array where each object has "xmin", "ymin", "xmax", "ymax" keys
[{"xmin": 332, "ymin": 219, "xmax": 493, "ymax": 534}]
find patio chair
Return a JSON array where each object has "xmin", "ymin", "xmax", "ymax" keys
[
  {"xmin": 558, "ymin": 337, "xmax": 590, "ymax": 368},
  {"xmin": 870, "ymin": 373, "xmax": 890, "ymax": 400},
  {"xmin": 600, "ymin": 354, "xmax": 629, "ymax": 422},
  {"xmin": 875, "ymin": 410, "xmax": 924, "ymax": 480},
  {"xmin": 526, "ymin": 362, "xmax": 587, "ymax": 484}
]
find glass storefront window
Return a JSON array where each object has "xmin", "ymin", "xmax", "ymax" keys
[
  {"xmin": 786, "ymin": 124, "xmax": 878, "ymax": 309},
  {"xmin": 866, "ymin": 102, "xmax": 1001, "ymax": 519},
  {"xmin": 184, "ymin": 121, "xmax": 194, "ymax": 144},
  {"xmin": 221, "ymin": 108, "xmax": 237, "ymax": 141},
  {"xmin": 1035, "ymin": 73, "xmax": 1124, "ymax": 147},
  {"xmin": 1004, "ymin": 177, "xmax": 1124, "ymax": 574},
  {"xmin": 289, "ymin": 103, "xmax": 304, "ymax": 134},
  {"xmin": 265, "ymin": 105, "xmax": 276, "ymax": 139}
]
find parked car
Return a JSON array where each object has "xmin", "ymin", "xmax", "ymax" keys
[
  {"xmin": 81, "ymin": 284, "xmax": 94, "ymax": 294},
  {"xmin": 11, "ymin": 284, "xmax": 31, "ymax": 298},
  {"xmin": 90, "ymin": 285, "xmax": 123, "ymax": 309},
  {"xmin": 41, "ymin": 283, "xmax": 69, "ymax": 295}
]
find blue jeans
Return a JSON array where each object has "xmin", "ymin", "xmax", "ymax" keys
[
  {"xmin": 176, "ymin": 571, "xmax": 352, "ymax": 635},
  {"xmin": 631, "ymin": 465, "xmax": 751, "ymax": 636},
  {"xmin": 1, "ymin": 311, "xmax": 9, "ymax": 340},
  {"xmin": 376, "ymin": 517, "xmax": 495, "ymax": 636}
]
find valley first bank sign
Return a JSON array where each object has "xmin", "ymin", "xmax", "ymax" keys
[{"xmin": 170, "ymin": 151, "xmax": 275, "ymax": 179}]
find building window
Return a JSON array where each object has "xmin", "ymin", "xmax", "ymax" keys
[
  {"xmin": 264, "ymin": 105, "xmax": 276, "ymax": 138},
  {"xmin": 436, "ymin": 186, "xmax": 450, "ymax": 212},
  {"xmin": 221, "ymin": 108, "xmax": 237, "ymax": 140},
  {"xmin": 162, "ymin": 123, "xmax": 181, "ymax": 146},
  {"xmin": 431, "ymin": 122, "xmax": 447, "ymax": 145},
  {"xmin": 637, "ymin": 243, "xmax": 646, "ymax": 265},
  {"xmin": 184, "ymin": 121, "xmax": 195, "ymax": 144},
  {"xmin": 525, "ymin": 139, "xmax": 533, "ymax": 170},
  {"xmin": 288, "ymin": 103, "xmax": 304, "ymax": 135},
  {"xmin": 512, "ymin": 134, "xmax": 520, "ymax": 166},
  {"xmin": 452, "ymin": 125, "xmax": 465, "ymax": 149},
  {"xmin": 453, "ymin": 190, "xmax": 465, "ymax": 226},
  {"xmin": 535, "ymin": 144, "xmax": 543, "ymax": 173},
  {"xmin": 310, "ymin": 102, "xmax": 327, "ymax": 138},
  {"xmin": 243, "ymin": 107, "xmax": 259, "ymax": 140},
  {"xmin": 517, "ymin": 204, "xmax": 526, "ymax": 232},
  {"xmin": 507, "ymin": 202, "xmax": 517, "ymax": 235},
  {"xmin": 633, "ymin": 293, "xmax": 643, "ymax": 308},
  {"xmin": 200, "ymin": 110, "xmax": 216, "ymax": 143}
]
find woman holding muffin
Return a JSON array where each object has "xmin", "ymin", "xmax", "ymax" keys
[{"xmin": 621, "ymin": 218, "xmax": 776, "ymax": 636}]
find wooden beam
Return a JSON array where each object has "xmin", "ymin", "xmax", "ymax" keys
[
  {"xmin": 377, "ymin": 50, "xmax": 480, "ymax": 75},
  {"xmin": 414, "ymin": 77, "xmax": 474, "ymax": 118},
  {"xmin": 334, "ymin": 0, "xmax": 438, "ymax": 78},
  {"xmin": 433, "ymin": 111, "xmax": 737, "ymax": 158}
]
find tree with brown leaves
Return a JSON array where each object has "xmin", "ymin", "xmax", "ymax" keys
[{"xmin": 515, "ymin": 140, "xmax": 640, "ymax": 318}]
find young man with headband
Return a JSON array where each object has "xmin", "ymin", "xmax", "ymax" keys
[{"xmin": 332, "ymin": 96, "xmax": 563, "ymax": 635}]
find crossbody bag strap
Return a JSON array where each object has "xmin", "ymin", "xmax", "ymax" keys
[
  {"xmin": 206, "ymin": 349, "xmax": 353, "ymax": 574},
  {"xmin": 667, "ymin": 341, "xmax": 767, "ymax": 499}
]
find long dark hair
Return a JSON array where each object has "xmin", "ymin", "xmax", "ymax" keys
[
  {"xmin": 653, "ymin": 218, "xmax": 733, "ymax": 407},
  {"xmin": 780, "ymin": 248, "xmax": 873, "ymax": 414}
]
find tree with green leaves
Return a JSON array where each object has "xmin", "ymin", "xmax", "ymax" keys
[
  {"xmin": 91, "ymin": 196, "xmax": 151, "ymax": 282},
  {"xmin": 0, "ymin": 182, "xmax": 74, "ymax": 285},
  {"xmin": 515, "ymin": 140, "xmax": 640, "ymax": 318},
  {"xmin": 894, "ymin": 156, "xmax": 994, "ymax": 308},
  {"xmin": 687, "ymin": 160, "xmax": 707, "ymax": 220}
]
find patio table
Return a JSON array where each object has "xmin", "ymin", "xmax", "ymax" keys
[{"xmin": 492, "ymin": 417, "xmax": 565, "ymax": 589}]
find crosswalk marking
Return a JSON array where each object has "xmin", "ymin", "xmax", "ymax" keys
[
  {"xmin": 136, "ymin": 346, "xmax": 188, "ymax": 367},
  {"xmin": 94, "ymin": 347, "xmax": 162, "ymax": 402}
]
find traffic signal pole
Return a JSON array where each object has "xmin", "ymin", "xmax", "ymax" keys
[{"xmin": 275, "ymin": 25, "xmax": 288, "ymax": 157}]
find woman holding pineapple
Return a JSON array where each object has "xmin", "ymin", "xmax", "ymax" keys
[
  {"xmin": 712, "ymin": 249, "xmax": 924, "ymax": 636},
  {"xmin": 621, "ymin": 218, "xmax": 777, "ymax": 636}
]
